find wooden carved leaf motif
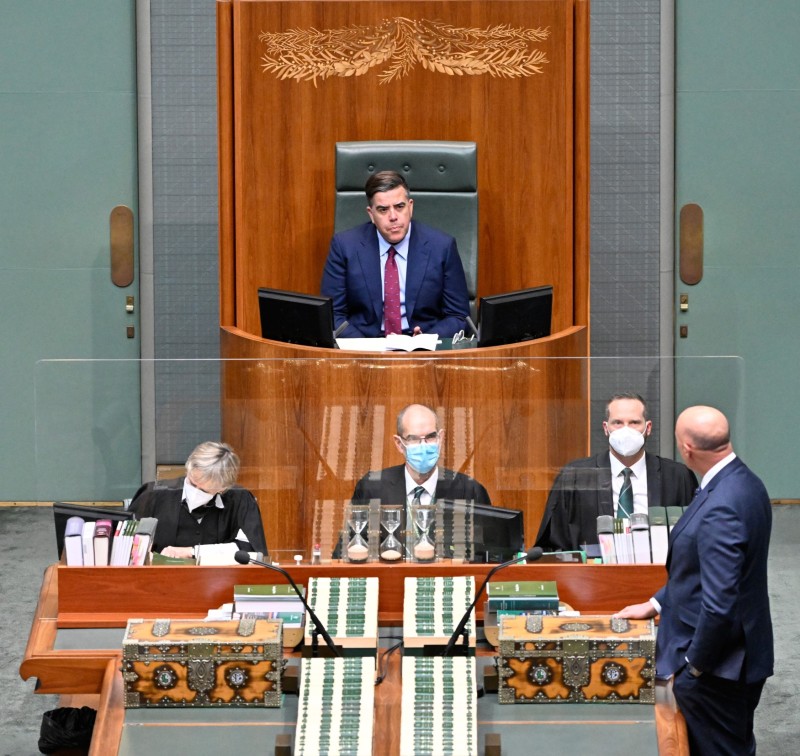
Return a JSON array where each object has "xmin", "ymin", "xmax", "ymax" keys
[{"xmin": 258, "ymin": 17, "xmax": 550, "ymax": 85}]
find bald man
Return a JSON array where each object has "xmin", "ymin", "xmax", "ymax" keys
[
  {"xmin": 345, "ymin": 404, "xmax": 491, "ymax": 559},
  {"xmin": 352, "ymin": 403, "xmax": 491, "ymax": 508},
  {"xmin": 617, "ymin": 406, "xmax": 773, "ymax": 755}
]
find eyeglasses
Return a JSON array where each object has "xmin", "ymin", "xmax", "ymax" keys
[{"xmin": 400, "ymin": 431, "xmax": 440, "ymax": 446}]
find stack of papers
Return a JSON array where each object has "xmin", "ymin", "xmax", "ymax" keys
[{"xmin": 336, "ymin": 334, "xmax": 440, "ymax": 352}]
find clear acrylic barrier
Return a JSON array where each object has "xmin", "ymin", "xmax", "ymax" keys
[{"xmin": 34, "ymin": 355, "xmax": 744, "ymax": 557}]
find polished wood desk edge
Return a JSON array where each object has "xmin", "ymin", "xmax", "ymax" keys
[
  {"xmin": 55, "ymin": 562, "xmax": 667, "ymax": 622},
  {"xmin": 90, "ymin": 659, "xmax": 124, "ymax": 756},
  {"xmin": 20, "ymin": 565, "xmax": 58, "ymax": 672},
  {"xmin": 655, "ymin": 679, "xmax": 691, "ymax": 756},
  {"xmin": 220, "ymin": 324, "xmax": 587, "ymax": 357},
  {"xmin": 23, "ymin": 562, "xmax": 666, "ymax": 689}
]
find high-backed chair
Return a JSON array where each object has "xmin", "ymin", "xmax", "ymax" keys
[{"xmin": 334, "ymin": 141, "xmax": 478, "ymax": 317}]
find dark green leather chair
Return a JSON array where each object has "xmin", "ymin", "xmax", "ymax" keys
[{"xmin": 334, "ymin": 141, "xmax": 478, "ymax": 319}]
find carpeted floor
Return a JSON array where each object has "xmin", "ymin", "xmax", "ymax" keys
[{"xmin": 1, "ymin": 505, "xmax": 798, "ymax": 754}]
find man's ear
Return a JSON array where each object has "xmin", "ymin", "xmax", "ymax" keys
[{"xmin": 644, "ymin": 420, "xmax": 653, "ymax": 437}]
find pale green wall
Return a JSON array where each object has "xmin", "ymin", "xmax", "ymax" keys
[
  {"xmin": 0, "ymin": 1, "xmax": 140, "ymax": 500},
  {"xmin": 674, "ymin": 0, "xmax": 800, "ymax": 497}
]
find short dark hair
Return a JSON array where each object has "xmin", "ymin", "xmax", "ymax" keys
[
  {"xmin": 365, "ymin": 170, "xmax": 409, "ymax": 204},
  {"xmin": 605, "ymin": 392, "xmax": 649, "ymax": 421}
]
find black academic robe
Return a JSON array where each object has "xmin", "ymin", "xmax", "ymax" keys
[
  {"xmin": 332, "ymin": 465, "xmax": 493, "ymax": 558},
  {"xmin": 351, "ymin": 464, "xmax": 492, "ymax": 507},
  {"xmin": 129, "ymin": 477, "xmax": 268, "ymax": 555},
  {"xmin": 534, "ymin": 452, "xmax": 697, "ymax": 551}
]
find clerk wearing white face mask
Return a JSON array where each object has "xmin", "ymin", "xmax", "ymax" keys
[
  {"xmin": 535, "ymin": 393, "xmax": 697, "ymax": 552},
  {"xmin": 350, "ymin": 404, "xmax": 492, "ymax": 533},
  {"xmin": 129, "ymin": 441, "xmax": 268, "ymax": 558}
]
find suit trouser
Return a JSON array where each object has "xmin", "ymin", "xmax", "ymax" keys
[{"xmin": 672, "ymin": 666, "xmax": 766, "ymax": 756}]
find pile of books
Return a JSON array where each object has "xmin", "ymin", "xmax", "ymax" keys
[
  {"xmin": 63, "ymin": 516, "xmax": 158, "ymax": 566},
  {"xmin": 483, "ymin": 580, "xmax": 560, "ymax": 646},
  {"xmin": 233, "ymin": 583, "xmax": 305, "ymax": 630},
  {"xmin": 487, "ymin": 580, "xmax": 560, "ymax": 618},
  {"xmin": 597, "ymin": 505, "xmax": 686, "ymax": 564}
]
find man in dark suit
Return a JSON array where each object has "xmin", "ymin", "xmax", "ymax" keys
[
  {"xmin": 321, "ymin": 170, "xmax": 470, "ymax": 338},
  {"xmin": 535, "ymin": 392, "xmax": 697, "ymax": 551},
  {"xmin": 351, "ymin": 402, "xmax": 490, "ymax": 517},
  {"xmin": 617, "ymin": 406, "xmax": 773, "ymax": 755}
]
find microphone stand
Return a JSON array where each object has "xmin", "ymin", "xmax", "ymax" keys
[
  {"xmin": 234, "ymin": 550, "xmax": 341, "ymax": 657},
  {"xmin": 442, "ymin": 546, "xmax": 543, "ymax": 657}
]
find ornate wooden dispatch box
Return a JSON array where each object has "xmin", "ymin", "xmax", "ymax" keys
[
  {"xmin": 122, "ymin": 617, "xmax": 283, "ymax": 707},
  {"xmin": 498, "ymin": 615, "xmax": 655, "ymax": 704}
]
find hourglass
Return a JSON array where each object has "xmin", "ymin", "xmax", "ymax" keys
[
  {"xmin": 379, "ymin": 506, "xmax": 403, "ymax": 561},
  {"xmin": 412, "ymin": 503, "xmax": 436, "ymax": 562},
  {"xmin": 346, "ymin": 505, "xmax": 369, "ymax": 562}
]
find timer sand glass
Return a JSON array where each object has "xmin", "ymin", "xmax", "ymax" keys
[
  {"xmin": 412, "ymin": 503, "xmax": 436, "ymax": 562},
  {"xmin": 379, "ymin": 506, "xmax": 403, "ymax": 561},
  {"xmin": 346, "ymin": 505, "xmax": 369, "ymax": 562}
]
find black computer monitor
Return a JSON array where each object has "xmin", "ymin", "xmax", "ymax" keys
[
  {"xmin": 52, "ymin": 501, "xmax": 134, "ymax": 559},
  {"xmin": 477, "ymin": 285, "xmax": 553, "ymax": 347},
  {"xmin": 438, "ymin": 501, "xmax": 525, "ymax": 563},
  {"xmin": 258, "ymin": 288, "xmax": 336, "ymax": 348}
]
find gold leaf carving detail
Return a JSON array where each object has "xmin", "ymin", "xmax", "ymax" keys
[{"xmin": 258, "ymin": 18, "xmax": 549, "ymax": 85}]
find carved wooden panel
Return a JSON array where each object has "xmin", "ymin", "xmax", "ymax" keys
[{"xmin": 218, "ymin": 0, "xmax": 589, "ymax": 334}]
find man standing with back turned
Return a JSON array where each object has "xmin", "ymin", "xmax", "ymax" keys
[
  {"xmin": 321, "ymin": 170, "xmax": 470, "ymax": 338},
  {"xmin": 616, "ymin": 406, "xmax": 773, "ymax": 755}
]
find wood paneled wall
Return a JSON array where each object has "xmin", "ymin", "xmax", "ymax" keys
[
  {"xmin": 217, "ymin": 0, "xmax": 590, "ymax": 550},
  {"xmin": 218, "ymin": 0, "xmax": 589, "ymax": 333}
]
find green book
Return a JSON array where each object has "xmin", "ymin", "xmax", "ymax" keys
[
  {"xmin": 487, "ymin": 581, "xmax": 558, "ymax": 598},
  {"xmin": 666, "ymin": 506, "xmax": 684, "ymax": 530},
  {"xmin": 648, "ymin": 506, "xmax": 668, "ymax": 528},
  {"xmin": 495, "ymin": 608, "xmax": 557, "ymax": 618},
  {"xmin": 487, "ymin": 596, "xmax": 560, "ymax": 611},
  {"xmin": 150, "ymin": 552, "xmax": 196, "ymax": 565},
  {"xmin": 239, "ymin": 611, "xmax": 304, "ymax": 626},
  {"xmin": 233, "ymin": 584, "xmax": 303, "ymax": 598}
]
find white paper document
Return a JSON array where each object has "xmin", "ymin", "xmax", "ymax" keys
[{"xmin": 336, "ymin": 334, "xmax": 440, "ymax": 352}]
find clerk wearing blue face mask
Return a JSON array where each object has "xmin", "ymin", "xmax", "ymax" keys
[
  {"xmin": 350, "ymin": 404, "xmax": 492, "ymax": 527},
  {"xmin": 535, "ymin": 392, "xmax": 697, "ymax": 552}
]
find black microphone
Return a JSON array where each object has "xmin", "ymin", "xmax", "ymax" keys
[
  {"xmin": 234, "ymin": 550, "xmax": 341, "ymax": 657},
  {"xmin": 442, "ymin": 545, "xmax": 544, "ymax": 657}
]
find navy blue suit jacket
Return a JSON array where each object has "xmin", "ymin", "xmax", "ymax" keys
[
  {"xmin": 320, "ymin": 221, "xmax": 469, "ymax": 338},
  {"xmin": 655, "ymin": 457, "xmax": 773, "ymax": 684}
]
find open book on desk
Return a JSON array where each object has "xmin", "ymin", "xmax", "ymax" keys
[{"xmin": 336, "ymin": 333, "xmax": 440, "ymax": 352}]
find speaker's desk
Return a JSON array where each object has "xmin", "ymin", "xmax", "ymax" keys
[
  {"xmin": 220, "ymin": 324, "xmax": 590, "ymax": 554},
  {"xmin": 21, "ymin": 562, "xmax": 687, "ymax": 754}
]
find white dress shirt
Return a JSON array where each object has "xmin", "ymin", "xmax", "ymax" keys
[{"xmin": 609, "ymin": 452, "xmax": 649, "ymax": 516}]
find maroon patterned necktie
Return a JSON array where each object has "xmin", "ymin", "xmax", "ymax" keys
[{"xmin": 383, "ymin": 246, "xmax": 402, "ymax": 335}]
